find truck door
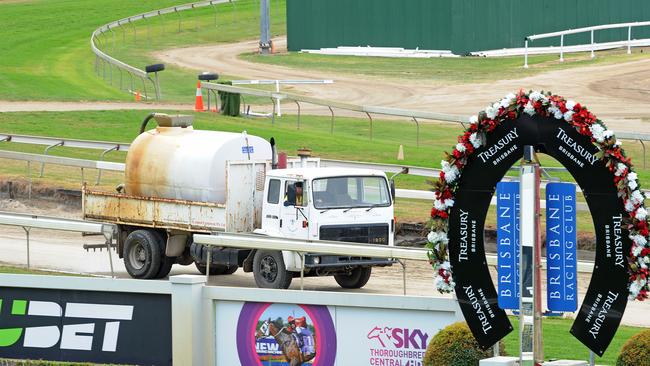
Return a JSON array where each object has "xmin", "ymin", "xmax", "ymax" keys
[
  {"xmin": 280, "ymin": 180, "xmax": 309, "ymax": 240},
  {"xmin": 262, "ymin": 178, "xmax": 282, "ymax": 234}
]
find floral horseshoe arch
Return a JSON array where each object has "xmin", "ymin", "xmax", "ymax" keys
[{"xmin": 427, "ymin": 90, "xmax": 649, "ymax": 356}]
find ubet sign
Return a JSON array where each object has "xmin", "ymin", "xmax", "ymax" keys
[{"xmin": 0, "ymin": 299, "xmax": 133, "ymax": 352}]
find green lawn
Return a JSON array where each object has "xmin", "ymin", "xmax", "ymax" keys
[
  {"xmin": 503, "ymin": 316, "xmax": 645, "ymax": 365},
  {"xmin": 0, "ymin": 0, "xmax": 285, "ymax": 103},
  {"xmin": 241, "ymin": 47, "xmax": 650, "ymax": 83},
  {"xmin": 0, "ymin": 110, "xmax": 647, "ymax": 187}
]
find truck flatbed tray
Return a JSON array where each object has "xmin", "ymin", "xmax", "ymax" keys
[{"xmin": 83, "ymin": 189, "xmax": 226, "ymax": 233}]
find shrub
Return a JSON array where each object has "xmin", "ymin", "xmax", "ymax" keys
[
  {"xmin": 616, "ymin": 329, "xmax": 650, "ymax": 366},
  {"xmin": 422, "ymin": 322, "xmax": 504, "ymax": 366}
]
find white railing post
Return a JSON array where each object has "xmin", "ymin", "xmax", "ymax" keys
[
  {"xmin": 559, "ymin": 34, "xmax": 564, "ymax": 62},
  {"xmin": 590, "ymin": 29, "xmax": 595, "ymax": 59},
  {"xmin": 170, "ymin": 275, "xmax": 207, "ymax": 366},
  {"xmin": 628, "ymin": 26, "xmax": 632, "ymax": 54},
  {"xmin": 524, "ymin": 39, "xmax": 529, "ymax": 68},
  {"xmin": 275, "ymin": 79, "xmax": 282, "ymax": 117}
]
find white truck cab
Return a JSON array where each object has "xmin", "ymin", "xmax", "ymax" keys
[{"xmin": 251, "ymin": 167, "xmax": 395, "ymax": 288}]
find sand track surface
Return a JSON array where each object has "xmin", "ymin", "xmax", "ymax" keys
[{"xmin": 155, "ymin": 37, "xmax": 650, "ymax": 132}]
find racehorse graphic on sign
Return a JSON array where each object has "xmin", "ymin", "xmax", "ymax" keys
[{"xmin": 256, "ymin": 319, "xmax": 316, "ymax": 366}]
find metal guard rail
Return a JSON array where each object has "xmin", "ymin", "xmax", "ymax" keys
[
  {"xmin": 0, "ymin": 211, "xmax": 117, "ymax": 276},
  {"xmin": 524, "ymin": 20, "xmax": 650, "ymax": 67},
  {"xmin": 202, "ymin": 82, "xmax": 470, "ymax": 124},
  {"xmin": 91, "ymin": 0, "xmax": 231, "ymax": 98}
]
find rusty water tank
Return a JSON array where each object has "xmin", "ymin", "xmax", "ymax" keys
[{"xmin": 125, "ymin": 121, "xmax": 271, "ymax": 203}]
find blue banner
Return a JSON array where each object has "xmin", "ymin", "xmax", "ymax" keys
[
  {"xmin": 496, "ymin": 182, "xmax": 520, "ymax": 310},
  {"xmin": 546, "ymin": 183, "xmax": 578, "ymax": 312}
]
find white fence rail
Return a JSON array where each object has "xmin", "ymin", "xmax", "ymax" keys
[
  {"xmin": 523, "ymin": 21, "xmax": 650, "ymax": 67},
  {"xmin": 91, "ymin": 0, "xmax": 231, "ymax": 99},
  {"xmin": 193, "ymin": 232, "xmax": 595, "ymax": 290},
  {"xmin": 0, "ymin": 211, "xmax": 116, "ymax": 273}
]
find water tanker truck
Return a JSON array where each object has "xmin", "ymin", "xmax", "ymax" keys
[{"xmin": 83, "ymin": 113, "xmax": 396, "ymax": 289}]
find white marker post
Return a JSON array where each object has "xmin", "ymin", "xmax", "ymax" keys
[{"xmin": 519, "ymin": 146, "xmax": 543, "ymax": 365}]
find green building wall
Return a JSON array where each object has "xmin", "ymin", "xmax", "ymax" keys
[{"xmin": 287, "ymin": 0, "xmax": 650, "ymax": 54}]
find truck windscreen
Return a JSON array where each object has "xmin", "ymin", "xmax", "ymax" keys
[{"xmin": 312, "ymin": 176, "xmax": 391, "ymax": 209}]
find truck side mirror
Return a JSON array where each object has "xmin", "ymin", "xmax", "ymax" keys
[{"xmin": 390, "ymin": 180, "xmax": 396, "ymax": 200}]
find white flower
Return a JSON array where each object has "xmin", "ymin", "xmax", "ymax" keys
[
  {"xmin": 529, "ymin": 91, "xmax": 544, "ymax": 102},
  {"xmin": 631, "ymin": 234, "xmax": 648, "ymax": 247},
  {"xmin": 645, "ymin": 257, "xmax": 650, "ymax": 264},
  {"xmin": 625, "ymin": 199, "xmax": 637, "ymax": 213},
  {"xmin": 632, "ymin": 243, "xmax": 644, "ymax": 256},
  {"xmin": 614, "ymin": 140, "xmax": 622, "ymax": 147},
  {"xmin": 641, "ymin": 261, "xmax": 648, "ymax": 270},
  {"xmin": 455, "ymin": 143, "xmax": 466, "ymax": 153},
  {"xmin": 636, "ymin": 207, "xmax": 648, "ymax": 220},
  {"xmin": 549, "ymin": 105, "xmax": 563, "ymax": 120},
  {"xmin": 603, "ymin": 130, "xmax": 614, "ymax": 139},
  {"xmin": 440, "ymin": 261, "xmax": 451, "ymax": 271},
  {"xmin": 615, "ymin": 163, "xmax": 628, "ymax": 177},
  {"xmin": 500, "ymin": 96, "xmax": 513, "ymax": 108},
  {"xmin": 629, "ymin": 180, "xmax": 639, "ymax": 190},
  {"xmin": 631, "ymin": 190, "xmax": 645, "ymax": 205},
  {"xmin": 485, "ymin": 103, "xmax": 499, "ymax": 119},
  {"xmin": 433, "ymin": 199, "xmax": 447, "ymax": 211},
  {"xmin": 628, "ymin": 172, "xmax": 638, "ymax": 181},
  {"xmin": 441, "ymin": 161, "xmax": 460, "ymax": 183},
  {"xmin": 427, "ymin": 230, "xmax": 449, "ymax": 245},
  {"xmin": 524, "ymin": 101, "xmax": 535, "ymax": 116},
  {"xmin": 566, "ymin": 100, "xmax": 576, "ymax": 111},
  {"xmin": 564, "ymin": 111, "xmax": 574, "ymax": 122},
  {"xmin": 469, "ymin": 132, "xmax": 482, "ymax": 148},
  {"xmin": 469, "ymin": 115, "xmax": 478, "ymax": 124},
  {"xmin": 444, "ymin": 198, "xmax": 455, "ymax": 208},
  {"xmin": 629, "ymin": 280, "xmax": 643, "ymax": 300},
  {"xmin": 590, "ymin": 124, "xmax": 606, "ymax": 143}
]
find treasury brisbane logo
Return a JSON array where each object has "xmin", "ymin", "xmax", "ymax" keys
[{"xmin": 0, "ymin": 299, "xmax": 133, "ymax": 352}]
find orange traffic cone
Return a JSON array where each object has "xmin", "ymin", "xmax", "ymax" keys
[
  {"xmin": 194, "ymin": 80, "xmax": 204, "ymax": 112},
  {"xmin": 135, "ymin": 90, "xmax": 141, "ymax": 101}
]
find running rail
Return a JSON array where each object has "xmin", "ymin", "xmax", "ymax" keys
[
  {"xmin": 523, "ymin": 21, "xmax": 650, "ymax": 67},
  {"xmin": 0, "ymin": 211, "xmax": 117, "ymax": 275},
  {"xmin": 91, "ymin": 0, "xmax": 231, "ymax": 99}
]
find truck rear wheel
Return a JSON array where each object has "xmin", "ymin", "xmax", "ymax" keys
[
  {"xmin": 253, "ymin": 250, "xmax": 292, "ymax": 289},
  {"xmin": 334, "ymin": 267, "xmax": 372, "ymax": 289},
  {"xmin": 124, "ymin": 230, "xmax": 163, "ymax": 279}
]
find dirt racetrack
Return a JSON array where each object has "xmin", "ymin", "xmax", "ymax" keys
[{"xmin": 155, "ymin": 37, "xmax": 650, "ymax": 133}]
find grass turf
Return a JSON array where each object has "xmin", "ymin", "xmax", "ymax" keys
[
  {"xmin": 240, "ymin": 47, "xmax": 650, "ymax": 83},
  {"xmin": 503, "ymin": 316, "xmax": 644, "ymax": 365},
  {"xmin": 0, "ymin": 0, "xmax": 285, "ymax": 103}
]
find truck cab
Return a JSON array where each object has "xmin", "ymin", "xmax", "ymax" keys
[{"xmin": 251, "ymin": 167, "xmax": 395, "ymax": 289}]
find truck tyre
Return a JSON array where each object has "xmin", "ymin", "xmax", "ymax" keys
[
  {"xmin": 154, "ymin": 232, "xmax": 174, "ymax": 279},
  {"xmin": 124, "ymin": 230, "xmax": 163, "ymax": 279},
  {"xmin": 334, "ymin": 267, "xmax": 372, "ymax": 289},
  {"xmin": 253, "ymin": 250, "xmax": 292, "ymax": 289}
]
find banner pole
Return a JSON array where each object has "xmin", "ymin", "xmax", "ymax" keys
[{"xmin": 519, "ymin": 146, "xmax": 543, "ymax": 365}]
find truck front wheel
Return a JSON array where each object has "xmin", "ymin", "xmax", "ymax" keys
[
  {"xmin": 124, "ymin": 230, "xmax": 163, "ymax": 279},
  {"xmin": 253, "ymin": 250, "xmax": 292, "ymax": 289},
  {"xmin": 334, "ymin": 267, "xmax": 372, "ymax": 289}
]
